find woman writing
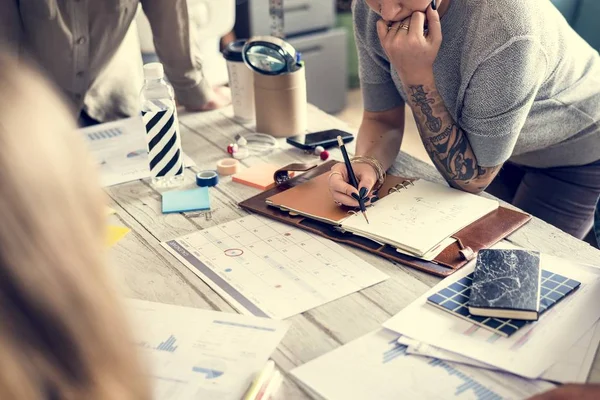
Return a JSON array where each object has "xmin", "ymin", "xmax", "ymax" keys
[
  {"xmin": 0, "ymin": 53, "xmax": 149, "ymax": 399},
  {"xmin": 329, "ymin": 0, "xmax": 600, "ymax": 239}
]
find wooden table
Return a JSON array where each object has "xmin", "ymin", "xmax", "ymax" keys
[{"xmin": 106, "ymin": 105, "xmax": 600, "ymax": 398}]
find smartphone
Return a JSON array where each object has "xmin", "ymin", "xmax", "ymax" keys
[{"xmin": 286, "ymin": 129, "xmax": 354, "ymax": 151}]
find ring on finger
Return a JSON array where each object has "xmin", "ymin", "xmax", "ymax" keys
[
  {"xmin": 328, "ymin": 171, "xmax": 343, "ymax": 183},
  {"xmin": 399, "ymin": 24, "xmax": 410, "ymax": 31}
]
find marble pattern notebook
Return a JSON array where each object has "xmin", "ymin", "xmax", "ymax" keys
[
  {"xmin": 468, "ymin": 250, "xmax": 542, "ymax": 320},
  {"xmin": 427, "ymin": 270, "xmax": 581, "ymax": 337}
]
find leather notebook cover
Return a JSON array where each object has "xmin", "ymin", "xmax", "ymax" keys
[{"xmin": 238, "ymin": 160, "xmax": 532, "ymax": 277}]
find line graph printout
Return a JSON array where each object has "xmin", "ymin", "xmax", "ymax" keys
[
  {"xmin": 291, "ymin": 329, "xmax": 555, "ymax": 400},
  {"xmin": 162, "ymin": 215, "xmax": 389, "ymax": 319},
  {"xmin": 127, "ymin": 299, "xmax": 289, "ymax": 400}
]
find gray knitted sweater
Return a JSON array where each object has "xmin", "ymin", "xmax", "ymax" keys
[{"xmin": 353, "ymin": 0, "xmax": 600, "ymax": 168}]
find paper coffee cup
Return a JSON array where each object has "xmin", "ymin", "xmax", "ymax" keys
[{"xmin": 223, "ymin": 40, "xmax": 255, "ymax": 122}]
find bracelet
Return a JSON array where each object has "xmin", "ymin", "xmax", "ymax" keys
[{"xmin": 351, "ymin": 156, "xmax": 386, "ymax": 190}]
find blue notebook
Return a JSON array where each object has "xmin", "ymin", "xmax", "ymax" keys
[
  {"xmin": 427, "ymin": 270, "xmax": 580, "ymax": 337},
  {"xmin": 162, "ymin": 187, "xmax": 210, "ymax": 214}
]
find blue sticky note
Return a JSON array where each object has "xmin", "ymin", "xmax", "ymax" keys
[{"xmin": 162, "ymin": 187, "xmax": 210, "ymax": 214}]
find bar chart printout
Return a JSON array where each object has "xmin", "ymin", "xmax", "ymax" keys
[
  {"xmin": 291, "ymin": 329, "xmax": 555, "ymax": 400},
  {"xmin": 128, "ymin": 299, "xmax": 289, "ymax": 400}
]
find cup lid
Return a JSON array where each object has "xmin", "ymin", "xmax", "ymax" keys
[{"xmin": 222, "ymin": 39, "xmax": 247, "ymax": 62}]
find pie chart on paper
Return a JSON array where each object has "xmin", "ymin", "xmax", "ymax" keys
[{"xmin": 127, "ymin": 149, "xmax": 148, "ymax": 158}]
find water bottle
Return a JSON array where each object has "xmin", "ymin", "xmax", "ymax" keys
[{"xmin": 140, "ymin": 62, "xmax": 184, "ymax": 186}]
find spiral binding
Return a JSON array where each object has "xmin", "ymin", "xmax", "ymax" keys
[{"xmin": 387, "ymin": 180, "xmax": 415, "ymax": 194}]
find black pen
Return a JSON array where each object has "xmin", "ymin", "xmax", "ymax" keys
[{"xmin": 337, "ymin": 136, "xmax": 369, "ymax": 224}]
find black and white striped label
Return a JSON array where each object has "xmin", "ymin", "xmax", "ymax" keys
[
  {"xmin": 142, "ymin": 109, "xmax": 183, "ymax": 178},
  {"xmin": 269, "ymin": 0, "xmax": 284, "ymax": 38}
]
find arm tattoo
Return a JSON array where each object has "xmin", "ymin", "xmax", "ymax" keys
[
  {"xmin": 408, "ymin": 84, "xmax": 499, "ymax": 188},
  {"xmin": 409, "ymin": 85, "xmax": 442, "ymax": 132},
  {"xmin": 427, "ymin": 124, "xmax": 497, "ymax": 183}
]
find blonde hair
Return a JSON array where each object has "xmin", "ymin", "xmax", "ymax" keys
[{"xmin": 0, "ymin": 53, "xmax": 150, "ymax": 399}]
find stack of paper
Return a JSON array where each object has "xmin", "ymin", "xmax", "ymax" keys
[
  {"xmin": 291, "ymin": 329, "xmax": 556, "ymax": 400},
  {"xmin": 126, "ymin": 299, "xmax": 290, "ymax": 400},
  {"xmin": 398, "ymin": 323, "xmax": 600, "ymax": 384},
  {"xmin": 384, "ymin": 255, "xmax": 600, "ymax": 379},
  {"xmin": 291, "ymin": 245, "xmax": 600, "ymax": 398}
]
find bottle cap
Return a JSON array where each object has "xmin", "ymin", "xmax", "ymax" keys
[
  {"xmin": 143, "ymin": 63, "xmax": 164, "ymax": 80},
  {"xmin": 222, "ymin": 39, "xmax": 247, "ymax": 63}
]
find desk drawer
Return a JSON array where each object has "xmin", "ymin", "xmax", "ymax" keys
[
  {"xmin": 288, "ymin": 28, "xmax": 348, "ymax": 114},
  {"xmin": 246, "ymin": 0, "xmax": 336, "ymax": 36}
]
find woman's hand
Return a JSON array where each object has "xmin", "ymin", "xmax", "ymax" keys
[
  {"xmin": 376, "ymin": 4, "xmax": 442, "ymax": 84},
  {"xmin": 328, "ymin": 162, "xmax": 379, "ymax": 207}
]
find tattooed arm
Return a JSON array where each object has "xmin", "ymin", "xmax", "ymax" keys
[
  {"xmin": 374, "ymin": 6, "xmax": 502, "ymax": 194},
  {"xmin": 407, "ymin": 81, "xmax": 501, "ymax": 193}
]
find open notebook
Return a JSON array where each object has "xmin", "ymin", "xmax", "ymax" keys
[{"xmin": 266, "ymin": 174, "xmax": 499, "ymax": 259}]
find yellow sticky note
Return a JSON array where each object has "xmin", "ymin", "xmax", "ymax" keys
[{"xmin": 107, "ymin": 225, "xmax": 130, "ymax": 247}]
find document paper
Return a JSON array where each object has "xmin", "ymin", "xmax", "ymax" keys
[
  {"xmin": 291, "ymin": 329, "xmax": 555, "ymax": 400},
  {"xmin": 162, "ymin": 215, "xmax": 389, "ymax": 319},
  {"xmin": 383, "ymin": 250, "xmax": 600, "ymax": 379},
  {"xmin": 80, "ymin": 116, "xmax": 195, "ymax": 187},
  {"xmin": 127, "ymin": 299, "xmax": 290, "ymax": 400},
  {"xmin": 400, "ymin": 321, "xmax": 600, "ymax": 384}
]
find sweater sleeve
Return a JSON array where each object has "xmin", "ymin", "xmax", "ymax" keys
[
  {"xmin": 352, "ymin": 0, "xmax": 404, "ymax": 112},
  {"xmin": 459, "ymin": 37, "xmax": 548, "ymax": 167}
]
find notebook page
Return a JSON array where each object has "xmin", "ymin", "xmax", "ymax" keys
[
  {"xmin": 341, "ymin": 180, "xmax": 499, "ymax": 256},
  {"xmin": 396, "ymin": 237, "xmax": 457, "ymax": 261}
]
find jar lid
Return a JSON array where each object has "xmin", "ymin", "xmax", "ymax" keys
[{"xmin": 222, "ymin": 39, "xmax": 247, "ymax": 62}]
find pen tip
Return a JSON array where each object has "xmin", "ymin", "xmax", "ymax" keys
[
  {"xmin": 363, "ymin": 212, "xmax": 369, "ymax": 224},
  {"xmin": 337, "ymin": 136, "xmax": 344, "ymax": 147}
]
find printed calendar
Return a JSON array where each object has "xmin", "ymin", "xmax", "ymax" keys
[{"xmin": 163, "ymin": 215, "xmax": 389, "ymax": 319}]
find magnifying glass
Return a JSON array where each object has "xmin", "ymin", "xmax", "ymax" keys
[{"xmin": 242, "ymin": 36, "xmax": 299, "ymax": 76}]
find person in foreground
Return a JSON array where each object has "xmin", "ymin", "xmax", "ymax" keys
[
  {"xmin": 0, "ymin": 0, "xmax": 230, "ymax": 125},
  {"xmin": 329, "ymin": 0, "xmax": 600, "ymax": 239},
  {"xmin": 0, "ymin": 53, "xmax": 149, "ymax": 399}
]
